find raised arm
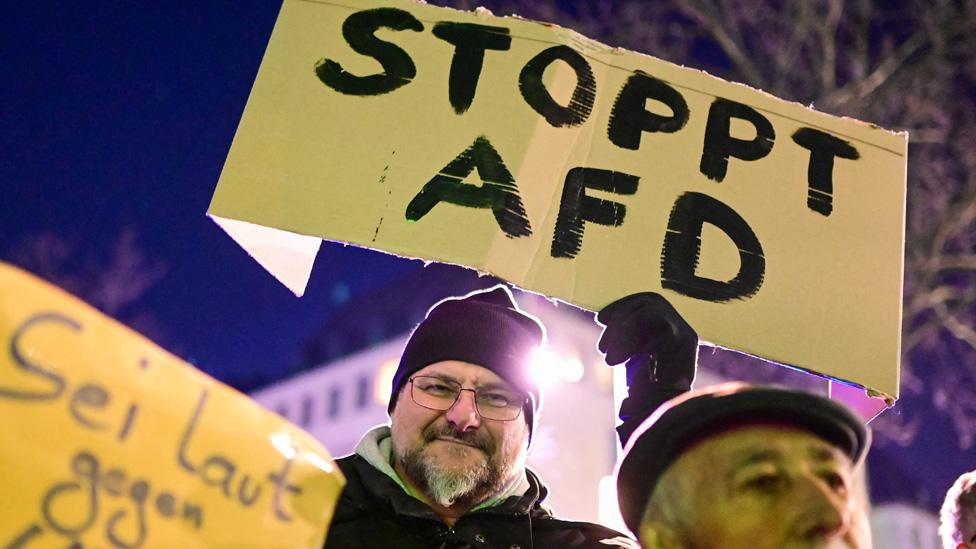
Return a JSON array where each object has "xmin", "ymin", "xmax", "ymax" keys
[{"xmin": 596, "ymin": 293, "xmax": 699, "ymax": 447}]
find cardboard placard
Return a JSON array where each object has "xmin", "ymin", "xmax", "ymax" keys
[
  {"xmin": 209, "ymin": 0, "xmax": 906, "ymax": 405},
  {"xmin": 0, "ymin": 263, "xmax": 344, "ymax": 548}
]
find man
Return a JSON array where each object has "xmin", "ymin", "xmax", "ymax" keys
[
  {"xmin": 616, "ymin": 383, "xmax": 873, "ymax": 549},
  {"xmin": 324, "ymin": 285, "xmax": 640, "ymax": 548},
  {"xmin": 940, "ymin": 470, "xmax": 976, "ymax": 549}
]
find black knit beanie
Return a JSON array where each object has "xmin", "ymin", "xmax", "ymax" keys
[{"xmin": 388, "ymin": 285, "xmax": 545, "ymax": 442}]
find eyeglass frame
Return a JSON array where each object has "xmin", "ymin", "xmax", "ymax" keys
[{"xmin": 407, "ymin": 375, "xmax": 528, "ymax": 421}]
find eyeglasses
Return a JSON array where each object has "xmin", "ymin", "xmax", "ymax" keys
[{"xmin": 408, "ymin": 376, "xmax": 526, "ymax": 421}]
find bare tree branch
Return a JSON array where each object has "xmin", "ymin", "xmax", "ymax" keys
[
  {"xmin": 770, "ymin": 1, "xmax": 810, "ymax": 95},
  {"xmin": 10, "ymin": 229, "xmax": 167, "ymax": 339},
  {"xmin": 822, "ymin": 31, "xmax": 927, "ymax": 109},
  {"xmin": 676, "ymin": 0, "xmax": 769, "ymax": 89},
  {"xmin": 934, "ymin": 302, "xmax": 976, "ymax": 352},
  {"xmin": 816, "ymin": 0, "xmax": 843, "ymax": 92}
]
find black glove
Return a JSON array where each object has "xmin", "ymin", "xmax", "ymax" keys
[{"xmin": 596, "ymin": 292, "xmax": 699, "ymax": 446}]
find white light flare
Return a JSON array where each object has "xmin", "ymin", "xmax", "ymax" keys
[
  {"xmin": 306, "ymin": 451, "xmax": 336, "ymax": 474},
  {"xmin": 269, "ymin": 432, "xmax": 297, "ymax": 460},
  {"xmin": 529, "ymin": 347, "xmax": 584, "ymax": 385},
  {"xmin": 374, "ymin": 358, "xmax": 398, "ymax": 405},
  {"xmin": 598, "ymin": 474, "xmax": 628, "ymax": 533}
]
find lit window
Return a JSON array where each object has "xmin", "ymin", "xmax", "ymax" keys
[
  {"xmin": 300, "ymin": 395, "xmax": 313, "ymax": 427},
  {"xmin": 327, "ymin": 386, "xmax": 342, "ymax": 419},
  {"xmin": 275, "ymin": 404, "xmax": 289, "ymax": 420},
  {"xmin": 356, "ymin": 375, "xmax": 370, "ymax": 410}
]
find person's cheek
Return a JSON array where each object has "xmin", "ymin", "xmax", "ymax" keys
[{"xmin": 842, "ymin": 507, "xmax": 872, "ymax": 548}]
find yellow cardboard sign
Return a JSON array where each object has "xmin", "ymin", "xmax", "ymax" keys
[
  {"xmin": 209, "ymin": 0, "xmax": 906, "ymax": 403},
  {"xmin": 0, "ymin": 263, "xmax": 344, "ymax": 548}
]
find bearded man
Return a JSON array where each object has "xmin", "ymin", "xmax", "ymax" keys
[{"xmin": 323, "ymin": 285, "xmax": 640, "ymax": 548}]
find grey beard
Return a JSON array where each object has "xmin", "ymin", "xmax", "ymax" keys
[
  {"xmin": 391, "ymin": 420, "xmax": 528, "ymax": 509},
  {"xmin": 399, "ymin": 443, "xmax": 501, "ymax": 507}
]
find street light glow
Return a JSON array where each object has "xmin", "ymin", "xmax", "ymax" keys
[
  {"xmin": 374, "ymin": 358, "xmax": 398, "ymax": 405},
  {"xmin": 529, "ymin": 347, "xmax": 584, "ymax": 384}
]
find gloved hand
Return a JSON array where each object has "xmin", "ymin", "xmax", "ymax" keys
[{"xmin": 596, "ymin": 292, "xmax": 699, "ymax": 445}]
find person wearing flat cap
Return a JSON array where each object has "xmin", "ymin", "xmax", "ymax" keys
[
  {"xmin": 615, "ymin": 382, "xmax": 873, "ymax": 549},
  {"xmin": 324, "ymin": 285, "xmax": 678, "ymax": 548},
  {"xmin": 940, "ymin": 469, "xmax": 976, "ymax": 549}
]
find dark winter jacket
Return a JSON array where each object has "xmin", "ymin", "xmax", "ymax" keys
[{"xmin": 323, "ymin": 453, "xmax": 637, "ymax": 549}]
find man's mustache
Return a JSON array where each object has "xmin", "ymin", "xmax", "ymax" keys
[{"xmin": 423, "ymin": 424, "xmax": 494, "ymax": 455}]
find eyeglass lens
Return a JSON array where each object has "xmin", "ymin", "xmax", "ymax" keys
[{"xmin": 410, "ymin": 376, "xmax": 523, "ymax": 421}]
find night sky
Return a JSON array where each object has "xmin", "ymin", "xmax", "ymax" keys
[
  {"xmin": 3, "ymin": 1, "xmax": 970, "ymax": 515},
  {"xmin": 2, "ymin": 2, "xmax": 424, "ymax": 384}
]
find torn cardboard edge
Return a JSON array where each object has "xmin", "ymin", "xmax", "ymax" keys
[
  {"xmin": 830, "ymin": 380, "xmax": 890, "ymax": 423},
  {"xmin": 210, "ymin": 215, "xmax": 321, "ymax": 297}
]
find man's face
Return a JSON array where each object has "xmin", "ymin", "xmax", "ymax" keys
[
  {"xmin": 958, "ymin": 511, "xmax": 976, "ymax": 549},
  {"xmin": 640, "ymin": 425, "xmax": 868, "ymax": 549},
  {"xmin": 390, "ymin": 360, "xmax": 530, "ymax": 508}
]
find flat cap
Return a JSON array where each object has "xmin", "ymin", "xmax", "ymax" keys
[{"xmin": 616, "ymin": 382, "xmax": 870, "ymax": 534}]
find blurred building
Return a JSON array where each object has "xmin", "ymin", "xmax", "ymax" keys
[{"xmin": 871, "ymin": 503, "xmax": 939, "ymax": 549}]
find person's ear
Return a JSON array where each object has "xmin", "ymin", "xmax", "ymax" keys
[{"xmin": 638, "ymin": 521, "xmax": 683, "ymax": 549}]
